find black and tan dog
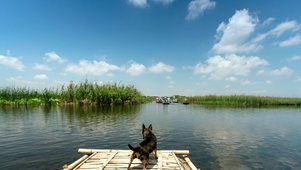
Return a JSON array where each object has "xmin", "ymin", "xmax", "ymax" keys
[{"xmin": 128, "ymin": 124, "xmax": 158, "ymax": 170}]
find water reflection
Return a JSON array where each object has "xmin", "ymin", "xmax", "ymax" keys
[{"xmin": 0, "ymin": 104, "xmax": 301, "ymax": 170}]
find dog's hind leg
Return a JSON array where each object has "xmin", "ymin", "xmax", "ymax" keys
[
  {"xmin": 142, "ymin": 160, "xmax": 148, "ymax": 170},
  {"xmin": 128, "ymin": 158, "xmax": 133, "ymax": 170},
  {"xmin": 154, "ymin": 148, "xmax": 158, "ymax": 159}
]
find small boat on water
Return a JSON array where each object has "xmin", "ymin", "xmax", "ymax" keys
[
  {"xmin": 162, "ymin": 96, "xmax": 171, "ymax": 104},
  {"xmin": 63, "ymin": 148, "xmax": 199, "ymax": 170},
  {"xmin": 156, "ymin": 97, "xmax": 163, "ymax": 103},
  {"xmin": 183, "ymin": 98, "xmax": 190, "ymax": 105}
]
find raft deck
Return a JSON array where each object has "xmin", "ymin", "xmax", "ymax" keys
[{"xmin": 63, "ymin": 148, "xmax": 199, "ymax": 170}]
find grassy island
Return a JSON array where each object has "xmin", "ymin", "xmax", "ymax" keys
[
  {"xmin": 182, "ymin": 95, "xmax": 301, "ymax": 107},
  {"xmin": 0, "ymin": 80, "xmax": 148, "ymax": 106}
]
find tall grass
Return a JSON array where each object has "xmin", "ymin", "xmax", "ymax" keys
[
  {"xmin": 182, "ymin": 95, "xmax": 301, "ymax": 107},
  {"xmin": 0, "ymin": 80, "xmax": 146, "ymax": 106}
]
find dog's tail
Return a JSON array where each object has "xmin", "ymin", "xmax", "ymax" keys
[{"xmin": 128, "ymin": 144, "xmax": 140, "ymax": 152}]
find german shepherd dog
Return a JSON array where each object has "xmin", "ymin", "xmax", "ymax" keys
[{"xmin": 128, "ymin": 124, "xmax": 158, "ymax": 170}]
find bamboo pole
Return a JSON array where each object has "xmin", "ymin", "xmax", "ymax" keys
[
  {"xmin": 77, "ymin": 148, "xmax": 189, "ymax": 155},
  {"xmin": 63, "ymin": 154, "xmax": 89, "ymax": 170},
  {"xmin": 171, "ymin": 152, "xmax": 184, "ymax": 170},
  {"xmin": 183, "ymin": 155, "xmax": 199, "ymax": 170},
  {"xmin": 157, "ymin": 150, "xmax": 162, "ymax": 170}
]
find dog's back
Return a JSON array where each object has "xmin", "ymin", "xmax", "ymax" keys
[
  {"xmin": 128, "ymin": 124, "xmax": 158, "ymax": 170},
  {"xmin": 140, "ymin": 124, "xmax": 157, "ymax": 152}
]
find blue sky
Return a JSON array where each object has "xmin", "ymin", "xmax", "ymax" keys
[{"xmin": 1, "ymin": 0, "xmax": 301, "ymax": 97}]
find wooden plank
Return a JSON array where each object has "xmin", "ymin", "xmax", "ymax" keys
[
  {"xmin": 172, "ymin": 152, "xmax": 184, "ymax": 170},
  {"xmin": 157, "ymin": 150, "xmax": 162, "ymax": 170},
  {"xmin": 100, "ymin": 151, "xmax": 119, "ymax": 169},
  {"xmin": 183, "ymin": 156, "xmax": 198, "ymax": 170}
]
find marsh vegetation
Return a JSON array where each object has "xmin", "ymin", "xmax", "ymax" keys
[
  {"xmin": 182, "ymin": 95, "xmax": 301, "ymax": 107},
  {"xmin": 0, "ymin": 80, "xmax": 147, "ymax": 106}
]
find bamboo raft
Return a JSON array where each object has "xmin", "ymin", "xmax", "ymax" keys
[{"xmin": 63, "ymin": 148, "xmax": 199, "ymax": 170}]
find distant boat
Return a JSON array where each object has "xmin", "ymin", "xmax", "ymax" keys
[
  {"xmin": 156, "ymin": 97, "xmax": 163, "ymax": 103},
  {"xmin": 183, "ymin": 98, "xmax": 189, "ymax": 105},
  {"xmin": 162, "ymin": 97, "xmax": 171, "ymax": 104},
  {"xmin": 162, "ymin": 100, "xmax": 170, "ymax": 104}
]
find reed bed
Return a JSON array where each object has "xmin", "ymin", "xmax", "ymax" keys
[
  {"xmin": 182, "ymin": 95, "xmax": 301, "ymax": 107},
  {"xmin": 0, "ymin": 80, "xmax": 146, "ymax": 106}
]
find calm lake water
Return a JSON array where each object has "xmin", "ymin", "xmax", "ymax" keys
[{"xmin": 1, "ymin": 103, "xmax": 301, "ymax": 170}]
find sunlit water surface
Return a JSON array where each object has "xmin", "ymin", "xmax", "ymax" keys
[{"xmin": 1, "ymin": 103, "xmax": 301, "ymax": 170}]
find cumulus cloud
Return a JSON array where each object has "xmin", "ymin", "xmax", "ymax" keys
[
  {"xmin": 32, "ymin": 63, "xmax": 52, "ymax": 71},
  {"xmin": 279, "ymin": 34, "xmax": 301, "ymax": 47},
  {"xmin": 270, "ymin": 66, "xmax": 293, "ymax": 76},
  {"xmin": 149, "ymin": 62, "xmax": 175, "ymax": 73},
  {"xmin": 126, "ymin": 61, "xmax": 146, "ymax": 76},
  {"xmin": 194, "ymin": 54, "xmax": 269, "ymax": 80},
  {"xmin": 0, "ymin": 55, "xmax": 25, "ymax": 71},
  {"xmin": 45, "ymin": 52, "xmax": 66, "ymax": 64},
  {"xmin": 34, "ymin": 74, "xmax": 48, "ymax": 80},
  {"xmin": 65, "ymin": 60, "xmax": 120, "ymax": 76},
  {"xmin": 212, "ymin": 9, "xmax": 260, "ymax": 54},
  {"xmin": 186, "ymin": 0, "xmax": 216, "ymax": 20}
]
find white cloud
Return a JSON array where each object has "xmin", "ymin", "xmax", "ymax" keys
[
  {"xmin": 225, "ymin": 76, "xmax": 237, "ymax": 82},
  {"xmin": 194, "ymin": 54, "xmax": 269, "ymax": 80},
  {"xmin": 34, "ymin": 74, "xmax": 48, "ymax": 80},
  {"xmin": 127, "ymin": 0, "xmax": 174, "ymax": 8},
  {"xmin": 269, "ymin": 20, "xmax": 299, "ymax": 37},
  {"xmin": 293, "ymin": 77, "xmax": 301, "ymax": 82},
  {"xmin": 149, "ymin": 62, "xmax": 175, "ymax": 73},
  {"xmin": 45, "ymin": 52, "xmax": 66, "ymax": 64},
  {"xmin": 6, "ymin": 76, "xmax": 30, "ymax": 85},
  {"xmin": 270, "ymin": 66, "xmax": 293, "ymax": 76},
  {"xmin": 287, "ymin": 55, "xmax": 301, "ymax": 62},
  {"xmin": 212, "ymin": 9, "xmax": 260, "ymax": 54},
  {"xmin": 127, "ymin": 0, "xmax": 147, "ymax": 7},
  {"xmin": 261, "ymin": 18, "xmax": 275, "ymax": 27},
  {"xmin": 266, "ymin": 80, "xmax": 272, "ymax": 84},
  {"xmin": 241, "ymin": 80, "xmax": 255, "ymax": 85},
  {"xmin": 32, "ymin": 63, "xmax": 52, "ymax": 71},
  {"xmin": 186, "ymin": 0, "xmax": 216, "ymax": 20},
  {"xmin": 126, "ymin": 62, "xmax": 146, "ymax": 76},
  {"xmin": 65, "ymin": 60, "xmax": 120, "ymax": 76},
  {"xmin": 253, "ymin": 20, "xmax": 301, "ymax": 44},
  {"xmin": 0, "ymin": 55, "xmax": 25, "ymax": 71},
  {"xmin": 152, "ymin": 0, "xmax": 174, "ymax": 4},
  {"xmin": 279, "ymin": 34, "xmax": 301, "ymax": 47}
]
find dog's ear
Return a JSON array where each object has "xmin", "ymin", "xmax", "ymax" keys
[
  {"xmin": 149, "ymin": 124, "xmax": 152, "ymax": 130},
  {"xmin": 128, "ymin": 144, "xmax": 140, "ymax": 152},
  {"xmin": 142, "ymin": 124, "xmax": 146, "ymax": 134}
]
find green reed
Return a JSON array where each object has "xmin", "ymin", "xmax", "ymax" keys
[
  {"xmin": 0, "ymin": 80, "xmax": 145, "ymax": 106},
  {"xmin": 182, "ymin": 95, "xmax": 301, "ymax": 106}
]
